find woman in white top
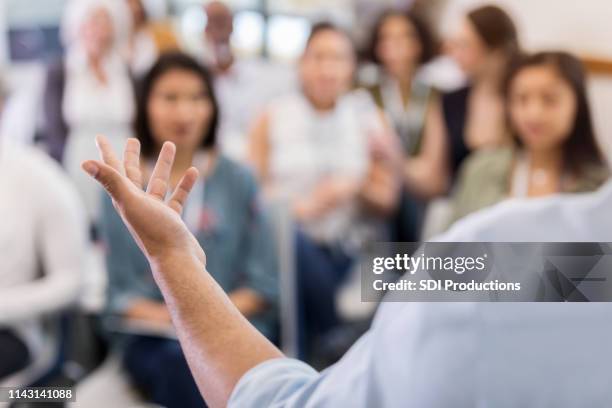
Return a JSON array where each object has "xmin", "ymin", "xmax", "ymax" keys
[
  {"xmin": 249, "ymin": 22, "xmax": 400, "ymax": 356},
  {"xmin": 0, "ymin": 139, "xmax": 86, "ymax": 380},
  {"xmin": 43, "ymin": 0, "xmax": 135, "ymax": 224}
]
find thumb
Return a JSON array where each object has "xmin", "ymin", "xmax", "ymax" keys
[{"xmin": 82, "ymin": 160, "xmax": 127, "ymax": 202}]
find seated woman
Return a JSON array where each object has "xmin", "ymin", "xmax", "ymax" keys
[
  {"xmin": 44, "ymin": 0, "xmax": 134, "ymax": 223},
  {"xmin": 443, "ymin": 5, "xmax": 521, "ymax": 179},
  {"xmin": 449, "ymin": 52, "xmax": 609, "ymax": 225},
  {"xmin": 366, "ymin": 9, "xmax": 448, "ymax": 240},
  {"xmin": 100, "ymin": 52, "xmax": 278, "ymax": 408},
  {"xmin": 248, "ymin": 22, "xmax": 399, "ymax": 354}
]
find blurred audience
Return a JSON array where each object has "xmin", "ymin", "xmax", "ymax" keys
[
  {"xmin": 100, "ymin": 53, "xmax": 278, "ymax": 408},
  {"xmin": 202, "ymin": 1, "xmax": 297, "ymax": 161},
  {"xmin": 4, "ymin": 0, "xmax": 612, "ymax": 399},
  {"xmin": 449, "ymin": 52, "xmax": 609, "ymax": 224},
  {"xmin": 443, "ymin": 5, "xmax": 521, "ymax": 178},
  {"xmin": 43, "ymin": 0, "xmax": 135, "ymax": 223},
  {"xmin": 366, "ymin": 9, "xmax": 448, "ymax": 240},
  {"xmin": 0, "ymin": 96, "xmax": 87, "ymax": 379},
  {"xmin": 249, "ymin": 22, "xmax": 399, "ymax": 355},
  {"xmin": 124, "ymin": 0, "xmax": 179, "ymax": 77}
]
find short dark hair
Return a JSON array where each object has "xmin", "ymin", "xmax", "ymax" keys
[
  {"xmin": 134, "ymin": 51, "xmax": 219, "ymax": 158},
  {"xmin": 368, "ymin": 10, "xmax": 438, "ymax": 65},
  {"xmin": 467, "ymin": 5, "xmax": 520, "ymax": 57},
  {"xmin": 504, "ymin": 51, "xmax": 606, "ymax": 178},
  {"xmin": 305, "ymin": 21, "xmax": 354, "ymax": 53}
]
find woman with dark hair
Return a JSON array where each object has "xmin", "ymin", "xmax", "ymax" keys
[
  {"xmin": 249, "ymin": 22, "xmax": 399, "ymax": 357},
  {"xmin": 366, "ymin": 10, "xmax": 448, "ymax": 240},
  {"xmin": 367, "ymin": 10, "xmax": 438, "ymax": 153},
  {"xmin": 100, "ymin": 52, "xmax": 278, "ymax": 408},
  {"xmin": 444, "ymin": 4, "xmax": 521, "ymax": 177},
  {"xmin": 448, "ymin": 51, "xmax": 609, "ymax": 225}
]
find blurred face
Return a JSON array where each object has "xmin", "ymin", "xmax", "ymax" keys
[
  {"xmin": 80, "ymin": 7, "xmax": 114, "ymax": 58},
  {"xmin": 126, "ymin": 0, "xmax": 146, "ymax": 28},
  {"xmin": 508, "ymin": 65, "xmax": 577, "ymax": 152},
  {"xmin": 376, "ymin": 15, "xmax": 422, "ymax": 75},
  {"xmin": 205, "ymin": 2, "xmax": 233, "ymax": 44},
  {"xmin": 148, "ymin": 69, "xmax": 214, "ymax": 152},
  {"xmin": 447, "ymin": 19, "xmax": 489, "ymax": 77},
  {"xmin": 300, "ymin": 30, "xmax": 355, "ymax": 109}
]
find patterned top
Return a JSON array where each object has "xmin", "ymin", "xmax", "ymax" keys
[{"xmin": 367, "ymin": 75, "xmax": 433, "ymax": 157}]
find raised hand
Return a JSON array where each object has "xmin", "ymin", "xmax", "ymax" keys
[{"xmin": 82, "ymin": 135, "xmax": 206, "ymax": 267}]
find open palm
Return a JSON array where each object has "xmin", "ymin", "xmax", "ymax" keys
[{"xmin": 82, "ymin": 135, "xmax": 206, "ymax": 267}]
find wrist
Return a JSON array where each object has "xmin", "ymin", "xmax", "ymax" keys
[{"xmin": 150, "ymin": 248, "xmax": 207, "ymax": 277}]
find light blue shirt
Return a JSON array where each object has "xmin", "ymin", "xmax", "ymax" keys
[{"xmin": 229, "ymin": 181, "xmax": 612, "ymax": 407}]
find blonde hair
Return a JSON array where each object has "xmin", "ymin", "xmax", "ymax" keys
[{"xmin": 61, "ymin": 0, "xmax": 132, "ymax": 51}]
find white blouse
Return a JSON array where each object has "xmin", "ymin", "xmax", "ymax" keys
[
  {"xmin": 62, "ymin": 50, "xmax": 134, "ymax": 137},
  {"xmin": 265, "ymin": 90, "xmax": 383, "ymax": 246},
  {"xmin": 0, "ymin": 143, "xmax": 87, "ymax": 355},
  {"xmin": 62, "ymin": 49, "xmax": 135, "ymax": 221}
]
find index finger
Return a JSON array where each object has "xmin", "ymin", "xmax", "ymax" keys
[{"xmin": 95, "ymin": 135, "xmax": 123, "ymax": 174}]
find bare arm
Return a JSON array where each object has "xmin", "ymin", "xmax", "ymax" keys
[
  {"xmin": 403, "ymin": 97, "xmax": 449, "ymax": 199},
  {"xmin": 247, "ymin": 112, "xmax": 270, "ymax": 182},
  {"xmin": 82, "ymin": 136, "xmax": 283, "ymax": 407},
  {"xmin": 359, "ymin": 111, "xmax": 402, "ymax": 216},
  {"xmin": 359, "ymin": 161, "xmax": 400, "ymax": 216}
]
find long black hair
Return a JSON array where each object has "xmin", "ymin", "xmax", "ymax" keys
[
  {"xmin": 504, "ymin": 51, "xmax": 606, "ymax": 178},
  {"xmin": 134, "ymin": 51, "xmax": 219, "ymax": 158}
]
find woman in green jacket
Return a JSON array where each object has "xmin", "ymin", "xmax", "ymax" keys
[{"xmin": 450, "ymin": 52, "xmax": 609, "ymax": 225}]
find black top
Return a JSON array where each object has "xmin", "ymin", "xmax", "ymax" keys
[
  {"xmin": 441, "ymin": 86, "xmax": 472, "ymax": 178},
  {"xmin": 42, "ymin": 58, "xmax": 68, "ymax": 163}
]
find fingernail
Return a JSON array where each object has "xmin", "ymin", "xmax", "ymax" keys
[{"xmin": 82, "ymin": 162, "xmax": 99, "ymax": 177}]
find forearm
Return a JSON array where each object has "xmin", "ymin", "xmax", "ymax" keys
[
  {"xmin": 403, "ymin": 158, "xmax": 449, "ymax": 199},
  {"xmin": 359, "ymin": 165, "xmax": 400, "ymax": 216},
  {"xmin": 150, "ymin": 251, "xmax": 283, "ymax": 408}
]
